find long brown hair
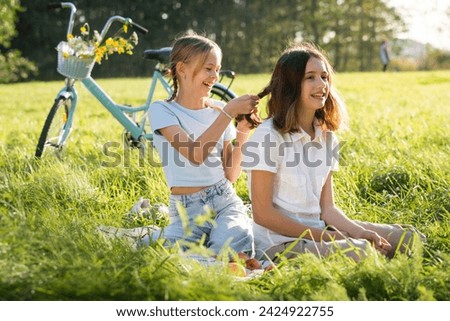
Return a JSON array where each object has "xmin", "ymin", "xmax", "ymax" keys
[
  {"xmin": 258, "ymin": 42, "xmax": 346, "ymax": 133},
  {"xmin": 167, "ymin": 33, "xmax": 222, "ymax": 102}
]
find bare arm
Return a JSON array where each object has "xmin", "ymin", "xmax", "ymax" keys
[
  {"xmin": 222, "ymin": 115, "xmax": 260, "ymax": 182},
  {"xmin": 320, "ymin": 172, "xmax": 391, "ymax": 254},
  {"xmin": 319, "ymin": 173, "xmax": 367, "ymax": 235},
  {"xmin": 251, "ymin": 170, "xmax": 345, "ymax": 242},
  {"xmin": 159, "ymin": 95, "xmax": 259, "ymax": 165}
]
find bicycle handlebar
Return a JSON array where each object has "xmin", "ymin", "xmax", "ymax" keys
[
  {"xmin": 96, "ymin": 16, "xmax": 147, "ymax": 45},
  {"xmin": 130, "ymin": 21, "xmax": 148, "ymax": 35},
  {"xmin": 48, "ymin": 2, "xmax": 148, "ymax": 40},
  {"xmin": 48, "ymin": 2, "xmax": 77, "ymax": 36}
]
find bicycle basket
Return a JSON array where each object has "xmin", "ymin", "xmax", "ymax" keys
[{"xmin": 57, "ymin": 46, "xmax": 95, "ymax": 79}]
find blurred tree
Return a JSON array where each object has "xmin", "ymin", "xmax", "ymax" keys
[
  {"xmin": 208, "ymin": 0, "xmax": 295, "ymax": 73},
  {"xmin": 0, "ymin": 0, "xmax": 37, "ymax": 83},
  {"xmin": 420, "ymin": 46, "xmax": 450, "ymax": 70},
  {"xmin": 12, "ymin": 0, "xmax": 414, "ymax": 80},
  {"xmin": 0, "ymin": 0, "xmax": 21, "ymax": 47},
  {"xmin": 291, "ymin": 0, "xmax": 404, "ymax": 72}
]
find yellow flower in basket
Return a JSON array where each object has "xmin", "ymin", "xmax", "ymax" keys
[{"xmin": 57, "ymin": 23, "xmax": 138, "ymax": 64}]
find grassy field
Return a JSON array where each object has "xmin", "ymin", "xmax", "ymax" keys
[{"xmin": 0, "ymin": 70, "xmax": 449, "ymax": 300}]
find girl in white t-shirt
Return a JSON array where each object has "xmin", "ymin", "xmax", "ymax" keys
[
  {"xmin": 242, "ymin": 43, "xmax": 424, "ymax": 261},
  {"xmin": 147, "ymin": 33, "xmax": 260, "ymax": 257}
]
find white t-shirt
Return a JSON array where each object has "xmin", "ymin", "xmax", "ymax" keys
[
  {"xmin": 242, "ymin": 118, "xmax": 340, "ymax": 253},
  {"xmin": 148, "ymin": 100, "xmax": 236, "ymax": 188}
]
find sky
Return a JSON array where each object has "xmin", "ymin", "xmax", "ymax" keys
[{"xmin": 387, "ymin": 0, "xmax": 450, "ymax": 51}]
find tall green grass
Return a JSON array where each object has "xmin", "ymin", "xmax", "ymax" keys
[{"xmin": 0, "ymin": 71, "xmax": 449, "ymax": 300}]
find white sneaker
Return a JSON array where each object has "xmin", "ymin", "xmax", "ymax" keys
[{"xmin": 96, "ymin": 225, "xmax": 159, "ymax": 247}]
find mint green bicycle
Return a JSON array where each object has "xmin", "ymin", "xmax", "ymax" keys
[{"xmin": 35, "ymin": 2, "xmax": 237, "ymax": 158}]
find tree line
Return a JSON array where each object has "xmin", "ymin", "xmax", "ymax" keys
[{"xmin": 2, "ymin": 0, "xmax": 441, "ymax": 80}]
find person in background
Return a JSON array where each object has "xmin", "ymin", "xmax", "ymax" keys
[
  {"xmin": 380, "ymin": 40, "xmax": 390, "ymax": 72},
  {"xmin": 242, "ymin": 42, "xmax": 425, "ymax": 262}
]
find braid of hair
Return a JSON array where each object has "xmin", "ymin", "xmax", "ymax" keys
[
  {"xmin": 257, "ymin": 85, "xmax": 271, "ymax": 99},
  {"xmin": 234, "ymin": 85, "xmax": 269, "ymax": 129},
  {"xmin": 167, "ymin": 64, "xmax": 178, "ymax": 102}
]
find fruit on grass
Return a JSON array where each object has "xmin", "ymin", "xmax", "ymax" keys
[
  {"xmin": 237, "ymin": 252, "xmax": 250, "ymax": 261},
  {"xmin": 227, "ymin": 262, "xmax": 247, "ymax": 277},
  {"xmin": 245, "ymin": 258, "xmax": 261, "ymax": 270},
  {"xmin": 264, "ymin": 264, "xmax": 275, "ymax": 272},
  {"xmin": 235, "ymin": 252, "xmax": 262, "ymax": 271}
]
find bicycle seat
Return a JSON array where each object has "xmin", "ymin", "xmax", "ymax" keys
[{"xmin": 143, "ymin": 47, "xmax": 172, "ymax": 63}]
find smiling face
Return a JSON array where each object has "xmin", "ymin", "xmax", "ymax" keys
[
  {"xmin": 179, "ymin": 48, "xmax": 222, "ymax": 99},
  {"xmin": 266, "ymin": 43, "xmax": 342, "ymax": 133},
  {"xmin": 299, "ymin": 57, "xmax": 330, "ymax": 113}
]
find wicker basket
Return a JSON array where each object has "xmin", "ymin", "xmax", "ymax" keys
[{"xmin": 57, "ymin": 50, "xmax": 95, "ymax": 79}]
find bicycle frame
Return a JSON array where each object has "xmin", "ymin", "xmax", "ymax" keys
[
  {"xmin": 36, "ymin": 2, "xmax": 237, "ymax": 158},
  {"xmin": 53, "ymin": 68, "xmax": 169, "ymax": 148},
  {"xmin": 43, "ymin": 55, "xmax": 237, "ymax": 159},
  {"xmin": 57, "ymin": 58, "xmax": 239, "ymax": 145},
  {"xmin": 80, "ymin": 69, "xmax": 171, "ymax": 141},
  {"xmin": 51, "ymin": 79, "xmax": 79, "ymax": 147}
]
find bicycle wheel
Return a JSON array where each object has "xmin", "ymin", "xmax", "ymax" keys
[
  {"xmin": 35, "ymin": 96, "xmax": 72, "ymax": 158},
  {"xmin": 210, "ymin": 82, "xmax": 236, "ymax": 102}
]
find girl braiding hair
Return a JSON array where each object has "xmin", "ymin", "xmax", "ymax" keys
[
  {"xmin": 167, "ymin": 33, "xmax": 261, "ymax": 129},
  {"xmin": 147, "ymin": 32, "xmax": 260, "ymax": 258}
]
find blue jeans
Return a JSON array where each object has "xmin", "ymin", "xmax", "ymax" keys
[{"xmin": 149, "ymin": 178, "xmax": 254, "ymax": 256}]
